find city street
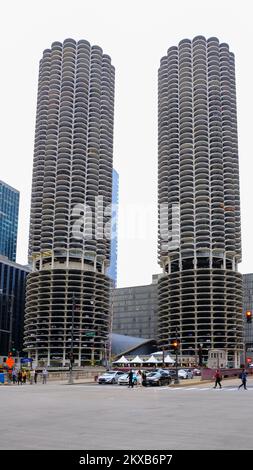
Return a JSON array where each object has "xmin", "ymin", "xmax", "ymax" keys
[{"xmin": 0, "ymin": 378, "xmax": 252, "ymax": 450}]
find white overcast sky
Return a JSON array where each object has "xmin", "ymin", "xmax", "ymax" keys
[{"xmin": 1, "ymin": 0, "xmax": 253, "ymax": 287}]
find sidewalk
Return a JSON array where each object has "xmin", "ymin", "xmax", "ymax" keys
[{"xmin": 170, "ymin": 376, "xmax": 253, "ymax": 388}]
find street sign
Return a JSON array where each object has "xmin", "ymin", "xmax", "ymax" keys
[{"xmin": 85, "ymin": 332, "xmax": 96, "ymax": 337}]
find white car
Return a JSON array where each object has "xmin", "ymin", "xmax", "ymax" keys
[
  {"xmin": 98, "ymin": 370, "xmax": 124, "ymax": 384},
  {"xmin": 178, "ymin": 369, "xmax": 188, "ymax": 379},
  {"xmin": 118, "ymin": 373, "xmax": 138, "ymax": 385}
]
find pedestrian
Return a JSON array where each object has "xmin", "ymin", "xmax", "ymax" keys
[
  {"xmin": 213, "ymin": 369, "xmax": 222, "ymax": 389},
  {"xmin": 27, "ymin": 369, "xmax": 31, "ymax": 383},
  {"xmin": 128, "ymin": 369, "xmax": 134, "ymax": 388},
  {"xmin": 238, "ymin": 369, "xmax": 247, "ymax": 390},
  {"xmin": 42, "ymin": 368, "xmax": 48, "ymax": 384},
  {"xmin": 34, "ymin": 369, "xmax": 38, "ymax": 384},
  {"xmin": 136, "ymin": 370, "xmax": 142, "ymax": 387},
  {"xmin": 17, "ymin": 370, "xmax": 23, "ymax": 385},
  {"xmin": 141, "ymin": 370, "xmax": 147, "ymax": 386},
  {"xmin": 30, "ymin": 369, "xmax": 35, "ymax": 385},
  {"xmin": 22, "ymin": 369, "xmax": 27, "ymax": 384},
  {"xmin": 12, "ymin": 368, "xmax": 17, "ymax": 385}
]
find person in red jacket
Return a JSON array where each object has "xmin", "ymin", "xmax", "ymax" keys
[{"xmin": 213, "ymin": 369, "xmax": 222, "ymax": 389}]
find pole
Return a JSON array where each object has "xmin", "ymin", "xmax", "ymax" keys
[
  {"xmin": 17, "ymin": 350, "xmax": 20, "ymax": 370},
  {"xmin": 245, "ymin": 320, "xmax": 251, "ymax": 369},
  {"xmin": 68, "ymin": 294, "xmax": 75, "ymax": 385},
  {"xmin": 174, "ymin": 327, "xmax": 179, "ymax": 384},
  {"xmin": 8, "ymin": 293, "xmax": 14, "ymax": 352}
]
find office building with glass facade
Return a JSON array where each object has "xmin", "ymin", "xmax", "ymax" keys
[
  {"xmin": 107, "ymin": 169, "xmax": 119, "ymax": 286},
  {"xmin": 0, "ymin": 255, "xmax": 30, "ymax": 356},
  {"xmin": 0, "ymin": 181, "xmax": 19, "ymax": 262}
]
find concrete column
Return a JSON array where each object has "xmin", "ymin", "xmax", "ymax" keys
[
  {"xmin": 35, "ymin": 350, "xmax": 38, "ymax": 366},
  {"xmin": 47, "ymin": 350, "xmax": 50, "ymax": 367},
  {"xmin": 223, "ymin": 253, "xmax": 226, "ymax": 269}
]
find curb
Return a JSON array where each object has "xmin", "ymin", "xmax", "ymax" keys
[
  {"xmin": 169, "ymin": 380, "xmax": 211, "ymax": 388},
  {"xmin": 169, "ymin": 376, "xmax": 240, "ymax": 388}
]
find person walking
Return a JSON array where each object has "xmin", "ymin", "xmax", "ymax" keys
[
  {"xmin": 22, "ymin": 369, "xmax": 27, "ymax": 384},
  {"xmin": 30, "ymin": 369, "xmax": 35, "ymax": 385},
  {"xmin": 136, "ymin": 370, "xmax": 142, "ymax": 387},
  {"xmin": 238, "ymin": 369, "xmax": 247, "ymax": 390},
  {"xmin": 34, "ymin": 369, "xmax": 38, "ymax": 384},
  {"xmin": 128, "ymin": 369, "xmax": 134, "ymax": 388},
  {"xmin": 12, "ymin": 369, "xmax": 17, "ymax": 385},
  {"xmin": 42, "ymin": 368, "xmax": 48, "ymax": 384},
  {"xmin": 213, "ymin": 369, "xmax": 222, "ymax": 389},
  {"xmin": 141, "ymin": 370, "xmax": 147, "ymax": 387},
  {"xmin": 27, "ymin": 369, "xmax": 31, "ymax": 383},
  {"xmin": 17, "ymin": 370, "xmax": 23, "ymax": 385}
]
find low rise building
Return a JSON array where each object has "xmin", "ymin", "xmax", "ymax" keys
[{"xmin": 112, "ymin": 274, "xmax": 161, "ymax": 340}]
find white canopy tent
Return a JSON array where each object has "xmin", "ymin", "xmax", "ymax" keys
[
  {"xmin": 113, "ymin": 355, "xmax": 129, "ymax": 364},
  {"xmin": 164, "ymin": 354, "xmax": 175, "ymax": 364},
  {"xmin": 129, "ymin": 355, "xmax": 143, "ymax": 364},
  {"xmin": 144, "ymin": 355, "xmax": 159, "ymax": 364}
]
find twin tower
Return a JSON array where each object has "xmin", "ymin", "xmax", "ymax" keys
[{"xmin": 24, "ymin": 36, "xmax": 243, "ymax": 367}]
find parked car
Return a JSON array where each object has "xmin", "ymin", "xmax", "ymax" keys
[
  {"xmin": 165, "ymin": 369, "xmax": 177, "ymax": 378},
  {"xmin": 118, "ymin": 373, "xmax": 138, "ymax": 385},
  {"xmin": 155, "ymin": 368, "xmax": 175, "ymax": 376},
  {"xmin": 98, "ymin": 371, "xmax": 125, "ymax": 384},
  {"xmin": 183, "ymin": 369, "xmax": 194, "ymax": 379},
  {"xmin": 144, "ymin": 371, "xmax": 172, "ymax": 386},
  {"xmin": 178, "ymin": 369, "xmax": 188, "ymax": 379},
  {"xmin": 193, "ymin": 368, "xmax": 201, "ymax": 376}
]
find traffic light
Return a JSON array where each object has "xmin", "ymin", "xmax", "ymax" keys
[
  {"xmin": 246, "ymin": 311, "xmax": 252, "ymax": 323},
  {"xmin": 246, "ymin": 357, "xmax": 252, "ymax": 364},
  {"xmin": 171, "ymin": 340, "xmax": 179, "ymax": 351}
]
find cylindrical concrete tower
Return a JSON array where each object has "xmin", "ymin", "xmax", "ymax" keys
[
  {"xmin": 24, "ymin": 38, "xmax": 115, "ymax": 366},
  {"xmin": 158, "ymin": 36, "xmax": 243, "ymax": 367}
]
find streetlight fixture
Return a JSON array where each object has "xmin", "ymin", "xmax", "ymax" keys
[
  {"xmin": 174, "ymin": 327, "xmax": 180, "ymax": 385},
  {"xmin": 198, "ymin": 343, "xmax": 203, "ymax": 367},
  {"xmin": 68, "ymin": 294, "xmax": 75, "ymax": 385}
]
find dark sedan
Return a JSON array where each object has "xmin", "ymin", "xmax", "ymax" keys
[
  {"xmin": 144, "ymin": 371, "xmax": 172, "ymax": 386},
  {"xmin": 166, "ymin": 369, "xmax": 177, "ymax": 379}
]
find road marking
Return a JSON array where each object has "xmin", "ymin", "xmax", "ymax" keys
[{"xmin": 2, "ymin": 384, "xmax": 253, "ymax": 393}]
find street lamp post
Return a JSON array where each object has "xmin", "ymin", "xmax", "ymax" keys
[
  {"xmin": 68, "ymin": 294, "xmax": 75, "ymax": 385},
  {"xmin": 8, "ymin": 294, "xmax": 14, "ymax": 352},
  {"xmin": 174, "ymin": 327, "xmax": 180, "ymax": 385},
  {"xmin": 198, "ymin": 343, "xmax": 203, "ymax": 367}
]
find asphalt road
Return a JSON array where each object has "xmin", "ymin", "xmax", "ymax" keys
[{"xmin": 0, "ymin": 378, "xmax": 252, "ymax": 450}]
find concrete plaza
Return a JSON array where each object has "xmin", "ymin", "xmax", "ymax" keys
[{"xmin": 0, "ymin": 378, "xmax": 252, "ymax": 450}]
